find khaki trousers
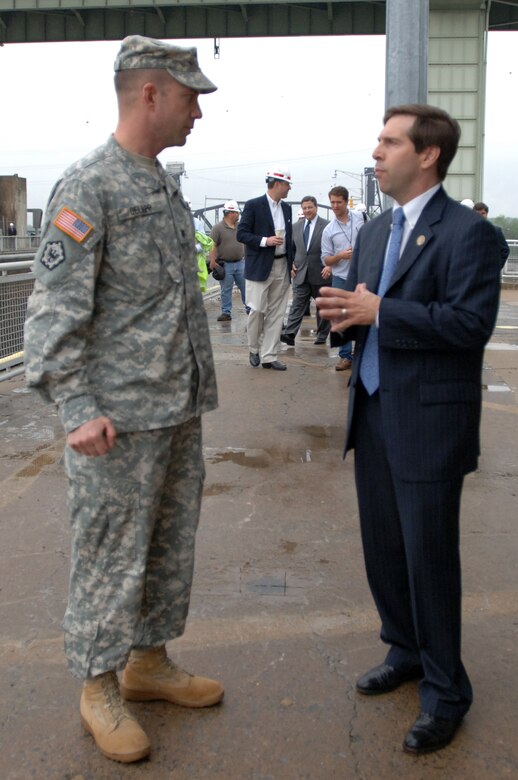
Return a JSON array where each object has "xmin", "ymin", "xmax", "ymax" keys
[{"xmin": 246, "ymin": 257, "xmax": 290, "ymax": 363}]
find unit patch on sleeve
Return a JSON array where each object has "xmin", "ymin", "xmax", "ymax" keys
[
  {"xmin": 53, "ymin": 207, "xmax": 93, "ymax": 243},
  {"xmin": 40, "ymin": 241, "xmax": 66, "ymax": 270}
]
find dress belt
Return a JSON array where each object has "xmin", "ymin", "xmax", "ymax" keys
[{"xmin": 274, "ymin": 253, "xmax": 287, "ymax": 259}]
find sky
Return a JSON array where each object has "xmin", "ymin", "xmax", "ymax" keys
[{"xmin": 0, "ymin": 32, "xmax": 517, "ymax": 219}]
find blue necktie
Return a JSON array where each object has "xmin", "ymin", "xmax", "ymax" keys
[
  {"xmin": 359, "ymin": 207, "xmax": 406, "ymax": 395},
  {"xmin": 303, "ymin": 220, "xmax": 311, "ymax": 249}
]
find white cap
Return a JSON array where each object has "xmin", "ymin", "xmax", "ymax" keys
[
  {"xmin": 460, "ymin": 198, "xmax": 474, "ymax": 209},
  {"xmin": 223, "ymin": 200, "xmax": 240, "ymax": 213},
  {"xmin": 354, "ymin": 203, "xmax": 367, "ymax": 212},
  {"xmin": 265, "ymin": 168, "xmax": 293, "ymax": 184}
]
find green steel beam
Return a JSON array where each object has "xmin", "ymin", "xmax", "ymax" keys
[{"xmin": 0, "ymin": 1, "xmax": 516, "ymax": 44}]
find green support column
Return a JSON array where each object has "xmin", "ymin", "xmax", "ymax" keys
[{"xmin": 429, "ymin": 0, "xmax": 489, "ymax": 202}]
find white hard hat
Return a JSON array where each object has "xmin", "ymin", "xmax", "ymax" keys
[
  {"xmin": 460, "ymin": 198, "xmax": 474, "ymax": 209},
  {"xmin": 223, "ymin": 200, "xmax": 240, "ymax": 213},
  {"xmin": 265, "ymin": 168, "xmax": 293, "ymax": 185},
  {"xmin": 354, "ymin": 203, "xmax": 367, "ymax": 212}
]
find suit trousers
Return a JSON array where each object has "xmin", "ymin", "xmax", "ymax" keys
[
  {"xmin": 352, "ymin": 382, "xmax": 473, "ymax": 721},
  {"xmin": 284, "ymin": 279, "xmax": 331, "ymax": 339},
  {"xmin": 246, "ymin": 257, "xmax": 290, "ymax": 363}
]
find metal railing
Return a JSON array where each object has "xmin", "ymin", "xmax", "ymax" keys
[
  {"xmin": 503, "ymin": 240, "xmax": 518, "ymax": 277},
  {"xmin": 0, "ymin": 260, "xmax": 34, "ymax": 379},
  {"xmin": 0, "ymin": 234, "xmax": 41, "ymax": 253}
]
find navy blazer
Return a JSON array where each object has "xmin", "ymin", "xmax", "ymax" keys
[
  {"xmin": 237, "ymin": 194, "xmax": 293, "ymax": 281},
  {"xmin": 344, "ymin": 187, "xmax": 501, "ymax": 482}
]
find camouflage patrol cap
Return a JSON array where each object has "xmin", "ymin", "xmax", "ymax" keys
[{"xmin": 114, "ymin": 35, "xmax": 217, "ymax": 94}]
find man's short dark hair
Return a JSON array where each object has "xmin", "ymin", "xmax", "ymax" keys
[
  {"xmin": 301, "ymin": 196, "xmax": 317, "ymax": 206},
  {"xmin": 383, "ymin": 104, "xmax": 461, "ymax": 181},
  {"xmin": 474, "ymin": 202, "xmax": 489, "ymax": 213},
  {"xmin": 328, "ymin": 186, "xmax": 349, "ymax": 201}
]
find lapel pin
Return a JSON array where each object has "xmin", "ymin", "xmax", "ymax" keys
[{"xmin": 416, "ymin": 235, "xmax": 426, "ymax": 246}]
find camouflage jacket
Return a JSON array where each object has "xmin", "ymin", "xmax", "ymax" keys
[{"xmin": 24, "ymin": 135, "xmax": 217, "ymax": 434}]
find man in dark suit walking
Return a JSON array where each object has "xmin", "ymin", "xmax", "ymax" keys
[
  {"xmin": 317, "ymin": 104, "xmax": 501, "ymax": 755},
  {"xmin": 280, "ymin": 196, "xmax": 330, "ymax": 347},
  {"xmin": 237, "ymin": 170, "xmax": 293, "ymax": 371},
  {"xmin": 473, "ymin": 201, "xmax": 510, "ymax": 268}
]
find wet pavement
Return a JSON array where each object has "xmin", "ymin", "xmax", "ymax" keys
[{"xmin": 1, "ymin": 287, "xmax": 517, "ymax": 779}]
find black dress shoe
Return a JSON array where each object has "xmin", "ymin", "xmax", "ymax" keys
[
  {"xmin": 403, "ymin": 712, "xmax": 461, "ymax": 755},
  {"xmin": 314, "ymin": 337, "xmax": 327, "ymax": 345},
  {"xmin": 280, "ymin": 334, "xmax": 295, "ymax": 346},
  {"xmin": 262, "ymin": 360, "xmax": 287, "ymax": 371},
  {"xmin": 249, "ymin": 352, "xmax": 260, "ymax": 368},
  {"xmin": 356, "ymin": 663, "xmax": 422, "ymax": 695}
]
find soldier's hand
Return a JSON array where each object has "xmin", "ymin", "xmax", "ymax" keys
[{"xmin": 67, "ymin": 416, "xmax": 117, "ymax": 457}]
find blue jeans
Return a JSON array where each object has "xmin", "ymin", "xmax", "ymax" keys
[
  {"xmin": 331, "ymin": 275, "xmax": 353, "ymax": 360},
  {"xmin": 220, "ymin": 259, "xmax": 246, "ymax": 315}
]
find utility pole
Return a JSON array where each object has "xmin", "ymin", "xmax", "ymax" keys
[
  {"xmin": 385, "ymin": 0, "xmax": 429, "ymax": 108},
  {"xmin": 383, "ymin": 0, "xmax": 429, "ymax": 209}
]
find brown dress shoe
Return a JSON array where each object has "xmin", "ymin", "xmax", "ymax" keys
[{"xmin": 335, "ymin": 358, "xmax": 352, "ymax": 371}]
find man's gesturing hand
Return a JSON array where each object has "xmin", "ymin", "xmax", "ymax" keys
[{"xmin": 315, "ymin": 283, "xmax": 381, "ymax": 331}]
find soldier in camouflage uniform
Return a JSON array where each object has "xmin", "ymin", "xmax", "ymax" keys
[{"xmin": 24, "ymin": 35, "xmax": 224, "ymax": 764}]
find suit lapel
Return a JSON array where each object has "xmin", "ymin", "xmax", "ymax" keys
[
  {"xmin": 390, "ymin": 223, "xmax": 433, "ymax": 287},
  {"xmin": 261, "ymin": 195, "xmax": 275, "ymax": 234},
  {"xmin": 386, "ymin": 187, "xmax": 447, "ymax": 291},
  {"xmin": 363, "ymin": 212, "xmax": 391, "ymax": 291},
  {"xmin": 309, "ymin": 217, "xmax": 324, "ymax": 251}
]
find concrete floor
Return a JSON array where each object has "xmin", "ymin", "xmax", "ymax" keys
[{"xmin": 0, "ymin": 288, "xmax": 517, "ymax": 780}]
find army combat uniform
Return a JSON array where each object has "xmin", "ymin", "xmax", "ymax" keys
[{"xmin": 24, "ymin": 135, "xmax": 218, "ymax": 679}]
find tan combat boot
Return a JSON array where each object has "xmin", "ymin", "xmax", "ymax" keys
[
  {"xmin": 80, "ymin": 671, "xmax": 151, "ymax": 763},
  {"xmin": 120, "ymin": 646, "xmax": 224, "ymax": 708}
]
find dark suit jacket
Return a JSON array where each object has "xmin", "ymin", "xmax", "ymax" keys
[
  {"xmin": 494, "ymin": 224, "xmax": 510, "ymax": 267},
  {"xmin": 292, "ymin": 216, "xmax": 329, "ymax": 287},
  {"xmin": 343, "ymin": 187, "xmax": 501, "ymax": 482},
  {"xmin": 237, "ymin": 194, "xmax": 293, "ymax": 281}
]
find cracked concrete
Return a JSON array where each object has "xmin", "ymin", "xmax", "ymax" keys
[{"xmin": 0, "ymin": 290, "xmax": 517, "ymax": 779}]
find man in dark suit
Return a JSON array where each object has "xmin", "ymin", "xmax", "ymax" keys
[
  {"xmin": 317, "ymin": 105, "xmax": 501, "ymax": 755},
  {"xmin": 473, "ymin": 201, "xmax": 510, "ymax": 268},
  {"xmin": 280, "ymin": 196, "xmax": 330, "ymax": 347},
  {"xmin": 237, "ymin": 170, "xmax": 293, "ymax": 370}
]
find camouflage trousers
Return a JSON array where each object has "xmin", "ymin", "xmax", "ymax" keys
[{"xmin": 62, "ymin": 416, "xmax": 204, "ymax": 680}]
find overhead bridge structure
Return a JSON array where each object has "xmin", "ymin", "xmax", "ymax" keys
[
  {"xmin": 0, "ymin": 0, "xmax": 517, "ymax": 201},
  {"xmin": 0, "ymin": 0, "xmax": 517, "ymax": 42}
]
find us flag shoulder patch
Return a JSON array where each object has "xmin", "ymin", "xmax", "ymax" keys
[{"xmin": 53, "ymin": 207, "xmax": 93, "ymax": 243}]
